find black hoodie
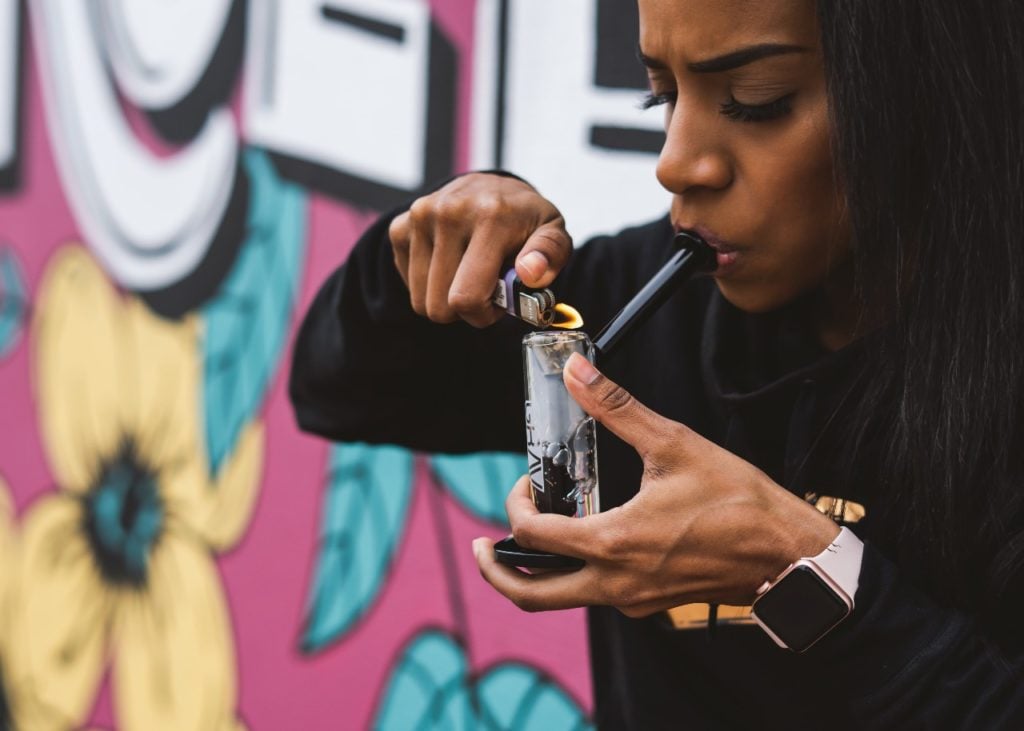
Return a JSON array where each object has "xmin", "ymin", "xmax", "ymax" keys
[{"xmin": 290, "ymin": 211, "xmax": 1024, "ymax": 729}]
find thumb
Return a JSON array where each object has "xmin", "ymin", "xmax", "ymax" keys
[
  {"xmin": 514, "ymin": 221, "xmax": 572, "ymax": 288},
  {"xmin": 563, "ymin": 353, "xmax": 683, "ymax": 462}
]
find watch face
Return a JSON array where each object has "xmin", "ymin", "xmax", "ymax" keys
[{"xmin": 752, "ymin": 566, "xmax": 850, "ymax": 652}]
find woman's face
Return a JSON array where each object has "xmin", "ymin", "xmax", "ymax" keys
[{"xmin": 639, "ymin": 0, "xmax": 849, "ymax": 313}]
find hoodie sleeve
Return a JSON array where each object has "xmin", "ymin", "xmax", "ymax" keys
[
  {"xmin": 811, "ymin": 540, "xmax": 1024, "ymax": 727},
  {"xmin": 288, "ymin": 204, "xmax": 528, "ymax": 454},
  {"xmin": 287, "ymin": 178, "xmax": 675, "ymax": 454}
]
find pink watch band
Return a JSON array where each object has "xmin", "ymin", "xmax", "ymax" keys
[{"xmin": 756, "ymin": 527, "xmax": 863, "ymax": 600}]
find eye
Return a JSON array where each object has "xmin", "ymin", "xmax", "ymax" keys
[
  {"xmin": 719, "ymin": 93, "xmax": 795, "ymax": 123},
  {"xmin": 640, "ymin": 91, "xmax": 677, "ymax": 110}
]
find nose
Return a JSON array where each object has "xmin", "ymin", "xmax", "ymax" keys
[{"xmin": 655, "ymin": 103, "xmax": 733, "ymax": 196}]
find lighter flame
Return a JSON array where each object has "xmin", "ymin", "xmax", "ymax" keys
[{"xmin": 550, "ymin": 303, "xmax": 584, "ymax": 330}]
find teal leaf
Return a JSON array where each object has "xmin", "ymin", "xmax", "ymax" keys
[
  {"xmin": 0, "ymin": 245, "xmax": 28, "ymax": 359},
  {"xmin": 478, "ymin": 665, "xmax": 591, "ymax": 731},
  {"xmin": 375, "ymin": 631, "xmax": 474, "ymax": 731},
  {"xmin": 301, "ymin": 443, "xmax": 415, "ymax": 652},
  {"xmin": 429, "ymin": 453, "xmax": 526, "ymax": 527},
  {"xmin": 201, "ymin": 147, "xmax": 307, "ymax": 472},
  {"xmin": 375, "ymin": 630, "xmax": 592, "ymax": 731}
]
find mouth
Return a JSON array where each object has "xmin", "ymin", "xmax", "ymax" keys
[{"xmin": 674, "ymin": 223, "xmax": 743, "ymax": 272}]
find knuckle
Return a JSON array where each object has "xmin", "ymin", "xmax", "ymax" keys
[
  {"xmin": 388, "ymin": 216, "xmax": 409, "ymax": 247},
  {"xmin": 597, "ymin": 384, "xmax": 635, "ymax": 416},
  {"xmin": 449, "ymin": 288, "xmax": 487, "ymax": 315},
  {"xmin": 433, "ymin": 195, "xmax": 468, "ymax": 225},
  {"xmin": 425, "ymin": 300, "xmax": 456, "ymax": 324},
  {"xmin": 474, "ymin": 193, "xmax": 505, "ymax": 219},
  {"xmin": 407, "ymin": 196, "xmax": 435, "ymax": 225},
  {"xmin": 510, "ymin": 523, "xmax": 536, "ymax": 551}
]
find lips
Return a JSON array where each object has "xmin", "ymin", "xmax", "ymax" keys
[
  {"xmin": 676, "ymin": 223, "xmax": 741, "ymax": 254},
  {"xmin": 673, "ymin": 223, "xmax": 742, "ymax": 273}
]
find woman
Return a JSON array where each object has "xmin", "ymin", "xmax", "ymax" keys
[{"xmin": 290, "ymin": 0, "xmax": 1024, "ymax": 727}]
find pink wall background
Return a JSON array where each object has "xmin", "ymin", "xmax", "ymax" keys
[{"xmin": 0, "ymin": 1, "xmax": 596, "ymax": 728}]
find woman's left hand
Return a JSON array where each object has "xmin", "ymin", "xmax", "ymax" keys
[{"xmin": 472, "ymin": 353, "xmax": 840, "ymax": 617}]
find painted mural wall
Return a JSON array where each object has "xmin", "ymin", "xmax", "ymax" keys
[{"xmin": 0, "ymin": 1, "xmax": 668, "ymax": 728}]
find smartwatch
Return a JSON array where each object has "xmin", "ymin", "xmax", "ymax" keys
[{"xmin": 751, "ymin": 527, "xmax": 864, "ymax": 653}]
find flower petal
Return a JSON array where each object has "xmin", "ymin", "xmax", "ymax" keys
[
  {"xmin": 177, "ymin": 420, "xmax": 265, "ymax": 553},
  {"xmin": 33, "ymin": 247, "xmax": 129, "ymax": 493},
  {"xmin": 6, "ymin": 494, "xmax": 111, "ymax": 729},
  {"xmin": 112, "ymin": 533, "xmax": 239, "ymax": 731},
  {"xmin": 0, "ymin": 473, "xmax": 13, "ymax": 572},
  {"xmin": 121, "ymin": 298, "xmax": 202, "ymax": 475},
  {"xmin": 0, "ymin": 474, "xmax": 15, "ymax": 640},
  {"xmin": 120, "ymin": 295, "xmax": 265, "ymax": 552}
]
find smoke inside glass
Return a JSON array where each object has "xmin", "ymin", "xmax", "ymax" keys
[{"xmin": 522, "ymin": 331, "xmax": 599, "ymax": 518}]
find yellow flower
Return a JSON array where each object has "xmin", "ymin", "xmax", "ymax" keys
[
  {"xmin": 6, "ymin": 246, "xmax": 262, "ymax": 731},
  {"xmin": 0, "ymin": 475, "xmax": 14, "ymax": 614},
  {"xmin": 1, "ymin": 475, "xmax": 16, "ymax": 723}
]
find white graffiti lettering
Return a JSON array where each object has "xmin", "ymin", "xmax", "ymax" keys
[
  {"xmin": 98, "ymin": 0, "xmax": 235, "ymax": 110},
  {"xmin": 0, "ymin": 0, "xmax": 17, "ymax": 174},
  {"xmin": 29, "ymin": 0, "xmax": 239, "ymax": 290},
  {"xmin": 244, "ymin": 0, "xmax": 434, "ymax": 191},
  {"xmin": 471, "ymin": 0, "xmax": 670, "ymax": 245},
  {"xmin": 12, "ymin": 0, "xmax": 667, "ymax": 291}
]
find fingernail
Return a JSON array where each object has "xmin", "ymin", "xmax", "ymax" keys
[
  {"xmin": 566, "ymin": 353, "xmax": 600, "ymax": 385},
  {"xmin": 471, "ymin": 538, "xmax": 483, "ymax": 559},
  {"xmin": 518, "ymin": 251, "xmax": 548, "ymax": 281}
]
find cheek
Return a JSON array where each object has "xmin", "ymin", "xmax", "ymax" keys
[
  {"xmin": 723, "ymin": 120, "xmax": 849, "ymax": 312},
  {"xmin": 772, "ymin": 113, "xmax": 842, "ymax": 246},
  {"xmin": 778, "ymin": 150, "xmax": 847, "ymax": 274},
  {"xmin": 775, "ymin": 105, "xmax": 844, "ymax": 239}
]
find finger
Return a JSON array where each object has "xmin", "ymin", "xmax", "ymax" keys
[
  {"xmin": 515, "ymin": 221, "xmax": 573, "ymax": 288},
  {"xmin": 504, "ymin": 475, "xmax": 609, "ymax": 560},
  {"xmin": 389, "ymin": 212, "xmax": 412, "ymax": 287},
  {"xmin": 472, "ymin": 537, "xmax": 597, "ymax": 612},
  {"xmin": 448, "ymin": 223, "xmax": 510, "ymax": 328},
  {"xmin": 406, "ymin": 224, "xmax": 432, "ymax": 317},
  {"xmin": 562, "ymin": 353, "xmax": 690, "ymax": 461},
  {"xmin": 424, "ymin": 226, "xmax": 467, "ymax": 324},
  {"xmin": 504, "ymin": 473, "xmax": 538, "ymax": 521}
]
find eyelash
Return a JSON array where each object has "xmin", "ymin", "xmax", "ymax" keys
[{"xmin": 640, "ymin": 91, "xmax": 795, "ymax": 123}]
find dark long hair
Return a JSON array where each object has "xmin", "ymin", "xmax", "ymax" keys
[{"xmin": 817, "ymin": 0, "xmax": 1024, "ymax": 609}]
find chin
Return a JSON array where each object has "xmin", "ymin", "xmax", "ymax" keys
[{"xmin": 714, "ymin": 280, "xmax": 797, "ymax": 315}]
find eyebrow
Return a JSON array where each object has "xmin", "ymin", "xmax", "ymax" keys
[{"xmin": 637, "ymin": 43, "xmax": 808, "ymax": 74}]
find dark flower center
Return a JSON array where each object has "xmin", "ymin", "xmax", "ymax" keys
[{"xmin": 83, "ymin": 444, "xmax": 163, "ymax": 587}]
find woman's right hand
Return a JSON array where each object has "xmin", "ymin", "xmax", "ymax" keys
[{"xmin": 388, "ymin": 172, "xmax": 573, "ymax": 327}]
